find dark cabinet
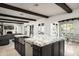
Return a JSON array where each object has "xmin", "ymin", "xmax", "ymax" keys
[
  {"xmin": 15, "ymin": 41, "xmax": 19, "ymax": 52},
  {"xmin": 52, "ymin": 40, "xmax": 65, "ymax": 56},
  {"xmin": 33, "ymin": 45, "xmax": 42, "ymax": 56},
  {"xmin": 33, "ymin": 40, "xmax": 64, "ymax": 56},
  {"xmin": 15, "ymin": 38, "xmax": 25, "ymax": 56},
  {"xmin": 59, "ymin": 40, "xmax": 64, "ymax": 56},
  {"xmin": 53, "ymin": 41, "xmax": 59, "ymax": 56},
  {"xmin": 21, "ymin": 43, "xmax": 25, "ymax": 56},
  {"xmin": 33, "ymin": 44, "xmax": 53, "ymax": 56},
  {"xmin": 42, "ymin": 44, "xmax": 52, "ymax": 56}
]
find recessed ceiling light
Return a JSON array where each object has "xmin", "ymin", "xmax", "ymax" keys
[
  {"xmin": 20, "ymin": 13, "xmax": 23, "ymax": 15},
  {"xmin": 34, "ymin": 4, "xmax": 39, "ymax": 6}
]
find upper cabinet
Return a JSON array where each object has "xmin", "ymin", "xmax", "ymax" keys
[
  {"xmin": 50, "ymin": 23, "xmax": 58, "ymax": 37},
  {"xmin": 38, "ymin": 23, "xmax": 45, "ymax": 35}
]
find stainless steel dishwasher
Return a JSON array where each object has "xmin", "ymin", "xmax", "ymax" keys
[{"xmin": 25, "ymin": 42, "xmax": 33, "ymax": 56}]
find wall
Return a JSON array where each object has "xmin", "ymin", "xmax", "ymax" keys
[
  {"xmin": 24, "ymin": 18, "xmax": 49, "ymax": 37},
  {"xmin": 24, "ymin": 18, "xmax": 59, "ymax": 38},
  {"xmin": 72, "ymin": 20, "xmax": 79, "ymax": 34},
  {"xmin": 24, "ymin": 8, "xmax": 79, "ymax": 38}
]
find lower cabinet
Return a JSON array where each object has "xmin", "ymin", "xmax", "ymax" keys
[
  {"xmin": 53, "ymin": 41, "xmax": 59, "ymax": 56},
  {"xmin": 33, "ymin": 40, "xmax": 64, "ymax": 56},
  {"xmin": 21, "ymin": 44, "xmax": 25, "ymax": 56},
  {"xmin": 59, "ymin": 40, "xmax": 64, "ymax": 56},
  {"xmin": 33, "ymin": 44, "xmax": 53, "ymax": 56},
  {"xmin": 33, "ymin": 45, "xmax": 42, "ymax": 56},
  {"xmin": 15, "ymin": 41, "xmax": 25, "ymax": 56}
]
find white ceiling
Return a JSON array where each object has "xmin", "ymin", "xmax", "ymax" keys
[
  {"xmin": 67, "ymin": 3, "xmax": 79, "ymax": 10},
  {"xmin": 0, "ymin": 7, "xmax": 42, "ymax": 20},
  {"xmin": 0, "ymin": 3, "xmax": 79, "ymax": 22},
  {"xmin": 7, "ymin": 3, "xmax": 66, "ymax": 16}
]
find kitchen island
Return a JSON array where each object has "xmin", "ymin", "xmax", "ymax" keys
[{"xmin": 14, "ymin": 35, "xmax": 65, "ymax": 56}]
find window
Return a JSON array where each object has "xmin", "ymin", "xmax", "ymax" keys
[{"xmin": 60, "ymin": 22, "xmax": 74, "ymax": 38}]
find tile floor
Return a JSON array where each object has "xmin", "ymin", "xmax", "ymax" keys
[{"xmin": 0, "ymin": 40, "xmax": 79, "ymax": 56}]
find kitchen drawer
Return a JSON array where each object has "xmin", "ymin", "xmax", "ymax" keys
[
  {"xmin": 33, "ymin": 45, "xmax": 41, "ymax": 51},
  {"xmin": 33, "ymin": 49, "xmax": 42, "ymax": 56}
]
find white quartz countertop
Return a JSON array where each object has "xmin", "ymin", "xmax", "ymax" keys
[
  {"xmin": 25, "ymin": 36, "xmax": 65, "ymax": 47},
  {"xmin": 14, "ymin": 35, "xmax": 27, "ymax": 38}
]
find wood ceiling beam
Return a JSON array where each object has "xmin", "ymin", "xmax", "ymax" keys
[
  {"xmin": 58, "ymin": 17, "xmax": 79, "ymax": 22},
  {"xmin": 0, "ymin": 3, "xmax": 49, "ymax": 18},
  {"xmin": 55, "ymin": 3, "xmax": 72, "ymax": 13},
  {"xmin": 0, "ymin": 13, "xmax": 36, "ymax": 21},
  {"xmin": 0, "ymin": 18, "xmax": 29, "ymax": 23},
  {"xmin": 0, "ymin": 20, "xmax": 24, "ymax": 24}
]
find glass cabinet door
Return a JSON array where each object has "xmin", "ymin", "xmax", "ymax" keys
[{"xmin": 50, "ymin": 23, "xmax": 58, "ymax": 37}]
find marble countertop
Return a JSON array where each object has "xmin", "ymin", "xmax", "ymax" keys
[
  {"xmin": 25, "ymin": 36, "xmax": 65, "ymax": 47},
  {"xmin": 14, "ymin": 35, "xmax": 29, "ymax": 38}
]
